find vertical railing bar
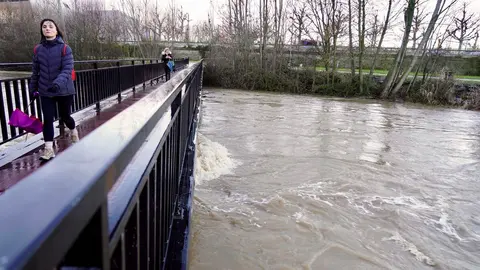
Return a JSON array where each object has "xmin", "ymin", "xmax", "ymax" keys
[
  {"xmin": 142, "ymin": 60, "xmax": 146, "ymax": 90},
  {"xmin": 167, "ymin": 134, "xmax": 172, "ymax": 232},
  {"xmin": 13, "ymin": 79, "xmax": 21, "ymax": 111},
  {"xmin": 149, "ymin": 164, "xmax": 157, "ymax": 269},
  {"xmin": 121, "ymin": 233, "xmax": 126, "ymax": 270},
  {"xmin": 136, "ymin": 202, "xmax": 140, "ymax": 270},
  {"xmin": 132, "ymin": 61, "xmax": 136, "ymax": 93},
  {"xmin": 150, "ymin": 60, "xmax": 154, "ymax": 86},
  {"xmin": 20, "ymin": 79, "xmax": 29, "ymax": 115},
  {"xmin": 156, "ymin": 60, "xmax": 160, "ymax": 84},
  {"xmin": 158, "ymin": 148, "xmax": 164, "ymax": 265},
  {"xmin": 162, "ymin": 147, "xmax": 168, "ymax": 264},
  {"xmin": 139, "ymin": 178, "xmax": 149, "ymax": 270},
  {"xmin": 94, "ymin": 63, "xmax": 101, "ymax": 114},
  {"xmin": 34, "ymin": 90, "xmax": 42, "ymax": 122},
  {"xmin": 146, "ymin": 177, "xmax": 150, "ymax": 269},
  {"xmin": 4, "ymin": 81, "xmax": 17, "ymax": 138},
  {"xmin": 169, "ymin": 132, "xmax": 174, "ymax": 215},
  {"xmin": 86, "ymin": 71, "xmax": 92, "ymax": 109},
  {"xmin": 77, "ymin": 72, "xmax": 83, "ymax": 110},
  {"xmin": 117, "ymin": 62, "xmax": 122, "ymax": 103},
  {"xmin": 0, "ymin": 81, "xmax": 9, "ymax": 142}
]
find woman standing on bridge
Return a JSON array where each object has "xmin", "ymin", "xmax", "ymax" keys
[
  {"xmin": 161, "ymin": 48, "xmax": 173, "ymax": 81},
  {"xmin": 29, "ymin": 19, "xmax": 78, "ymax": 161}
]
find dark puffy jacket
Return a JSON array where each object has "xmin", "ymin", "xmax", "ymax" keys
[
  {"xmin": 29, "ymin": 36, "xmax": 75, "ymax": 97},
  {"xmin": 161, "ymin": 53, "xmax": 173, "ymax": 68}
]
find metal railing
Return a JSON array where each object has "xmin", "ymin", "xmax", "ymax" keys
[
  {"xmin": 0, "ymin": 58, "xmax": 190, "ymax": 145},
  {"xmin": 0, "ymin": 60, "xmax": 203, "ymax": 269}
]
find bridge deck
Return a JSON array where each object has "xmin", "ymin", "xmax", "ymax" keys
[{"xmin": 0, "ymin": 78, "xmax": 173, "ymax": 194}]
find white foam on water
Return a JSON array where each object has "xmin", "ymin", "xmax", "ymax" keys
[
  {"xmin": 423, "ymin": 212, "xmax": 480, "ymax": 242},
  {"xmin": 194, "ymin": 133, "xmax": 238, "ymax": 185},
  {"xmin": 289, "ymin": 183, "xmax": 478, "ymax": 243},
  {"xmin": 383, "ymin": 232, "xmax": 436, "ymax": 266},
  {"xmin": 364, "ymin": 196, "xmax": 432, "ymax": 210},
  {"xmin": 292, "ymin": 210, "xmax": 317, "ymax": 231}
]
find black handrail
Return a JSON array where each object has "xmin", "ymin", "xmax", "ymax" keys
[
  {"xmin": 0, "ymin": 60, "xmax": 204, "ymax": 269},
  {"xmin": 0, "ymin": 59, "xmax": 176, "ymax": 68}
]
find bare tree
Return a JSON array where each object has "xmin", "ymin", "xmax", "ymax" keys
[
  {"xmin": 347, "ymin": 0, "xmax": 355, "ymax": 77},
  {"xmin": 447, "ymin": 1, "xmax": 480, "ymax": 50},
  {"xmin": 473, "ymin": 31, "xmax": 479, "ymax": 49},
  {"xmin": 192, "ymin": 21, "xmax": 213, "ymax": 42},
  {"xmin": 272, "ymin": 0, "xmax": 287, "ymax": 72},
  {"xmin": 411, "ymin": 0, "xmax": 429, "ymax": 49},
  {"xmin": 369, "ymin": 0, "xmax": 394, "ymax": 77},
  {"xmin": 259, "ymin": 0, "xmax": 271, "ymax": 69},
  {"xmin": 357, "ymin": 0, "xmax": 366, "ymax": 93},
  {"xmin": 0, "ymin": 0, "xmax": 37, "ymax": 62},
  {"xmin": 367, "ymin": 12, "xmax": 381, "ymax": 48},
  {"xmin": 289, "ymin": 2, "xmax": 308, "ymax": 45},
  {"xmin": 387, "ymin": 0, "xmax": 458, "ymax": 97},
  {"xmin": 381, "ymin": 0, "xmax": 417, "ymax": 98},
  {"xmin": 305, "ymin": 0, "xmax": 346, "ymax": 75}
]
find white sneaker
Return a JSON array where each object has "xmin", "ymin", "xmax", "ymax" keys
[
  {"xmin": 70, "ymin": 128, "xmax": 79, "ymax": 143},
  {"xmin": 40, "ymin": 142, "xmax": 55, "ymax": 161}
]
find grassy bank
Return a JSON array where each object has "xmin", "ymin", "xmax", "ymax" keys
[
  {"xmin": 315, "ymin": 66, "xmax": 480, "ymax": 82},
  {"xmin": 203, "ymin": 61, "xmax": 480, "ymax": 111}
]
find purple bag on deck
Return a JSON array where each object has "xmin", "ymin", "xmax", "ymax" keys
[{"xmin": 8, "ymin": 109, "xmax": 43, "ymax": 134}]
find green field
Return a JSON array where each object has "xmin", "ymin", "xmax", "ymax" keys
[{"xmin": 315, "ymin": 66, "xmax": 480, "ymax": 82}]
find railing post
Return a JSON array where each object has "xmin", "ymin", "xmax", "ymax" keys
[
  {"xmin": 142, "ymin": 60, "xmax": 146, "ymax": 90},
  {"xmin": 117, "ymin": 61, "xmax": 122, "ymax": 103},
  {"xmin": 150, "ymin": 60, "xmax": 154, "ymax": 86},
  {"xmin": 156, "ymin": 60, "xmax": 160, "ymax": 84},
  {"xmin": 132, "ymin": 60, "xmax": 136, "ymax": 94},
  {"xmin": 94, "ymin": 62, "xmax": 100, "ymax": 114}
]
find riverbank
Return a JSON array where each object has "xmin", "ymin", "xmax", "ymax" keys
[{"xmin": 203, "ymin": 63, "xmax": 480, "ymax": 111}]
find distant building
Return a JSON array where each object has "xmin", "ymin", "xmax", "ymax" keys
[{"xmin": 300, "ymin": 39, "xmax": 317, "ymax": 46}]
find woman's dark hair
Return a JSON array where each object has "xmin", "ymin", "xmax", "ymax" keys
[{"xmin": 39, "ymin": 18, "xmax": 64, "ymax": 41}]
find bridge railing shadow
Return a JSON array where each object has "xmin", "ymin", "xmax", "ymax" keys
[
  {"xmin": 0, "ymin": 58, "xmax": 190, "ymax": 146},
  {"xmin": 0, "ymin": 60, "xmax": 204, "ymax": 269}
]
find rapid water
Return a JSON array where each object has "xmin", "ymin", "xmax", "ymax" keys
[{"xmin": 189, "ymin": 89, "xmax": 480, "ymax": 270}]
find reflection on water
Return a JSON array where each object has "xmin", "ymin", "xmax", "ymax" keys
[{"xmin": 190, "ymin": 89, "xmax": 480, "ymax": 270}]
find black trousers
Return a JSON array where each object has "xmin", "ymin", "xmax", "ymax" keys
[
  {"xmin": 164, "ymin": 65, "xmax": 171, "ymax": 81},
  {"xmin": 40, "ymin": 95, "xmax": 76, "ymax": 141}
]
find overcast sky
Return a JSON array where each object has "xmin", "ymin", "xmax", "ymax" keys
[
  {"xmin": 99, "ymin": 0, "xmax": 479, "ymax": 48},
  {"xmin": 104, "ymin": 0, "xmax": 213, "ymax": 23},
  {"xmin": 101, "ymin": 0, "xmax": 480, "ymax": 24}
]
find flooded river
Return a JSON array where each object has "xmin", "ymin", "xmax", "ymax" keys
[{"xmin": 189, "ymin": 89, "xmax": 480, "ymax": 270}]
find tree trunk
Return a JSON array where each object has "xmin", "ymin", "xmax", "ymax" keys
[
  {"xmin": 259, "ymin": 0, "xmax": 263, "ymax": 69},
  {"xmin": 473, "ymin": 32, "xmax": 479, "ymax": 49},
  {"xmin": 358, "ymin": 0, "xmax": 365, "ymax": 94},
  {"xmin": 369, "ymin": 0, "xmax": 392, "ymax": 77},
  {"xmin": 381, "ymin": 0, "xmax": 416, "ymax": 98},
  {"xmin": 332, "ymin": 0, "xmax": 337, "ymax": 74},
  {"xmin": 390, "ymin": 0, "xmax": 446, "ymax": 97},
  {"xmin": 348, "ymin": 0, "xmax": 355, "ymax": 77}
]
